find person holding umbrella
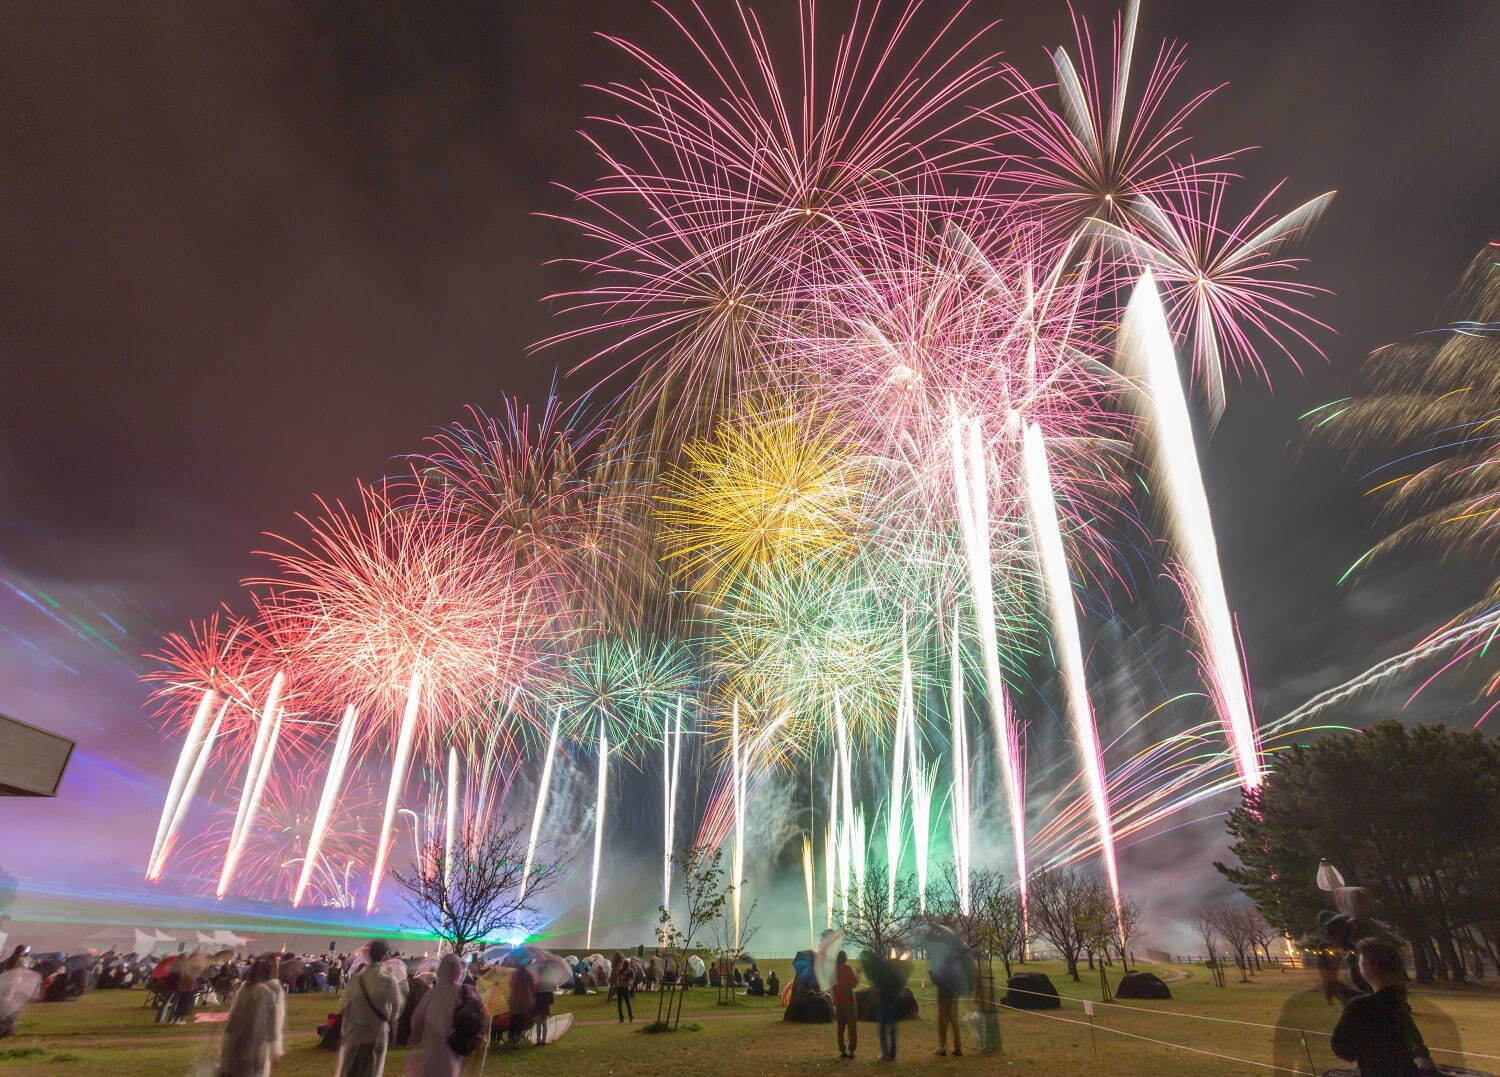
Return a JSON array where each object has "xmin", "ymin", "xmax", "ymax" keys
[
  {"xmin": 924, "ymin": 925, "xmax": 975, "ymax": 1057},
  {"xmin": 861, "ymin": 950, "xmax": 906, "ymax": 1062}
]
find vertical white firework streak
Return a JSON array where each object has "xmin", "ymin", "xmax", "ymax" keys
[
  {"xmin": 217, "ymin": 671, "xmax": 285, "ymax": 898},
  {"xmin": 519, "ymin": 708, "xmax": 561, "ymax": 904},
  {"xmin": 1116, "ymin": 271, "xmax": 1262, "ymax": 788},
  {"xmin": 367, "ymin": 670, "xmax": 423, "ymax": 912},
  {"xmin": 948, "ymin": 610, "xmax": 971, "ymax": 914},
  {"xmin": 149, "ymin": 689, "xmax": 215, "ymax": 876},
  {"xmin": 293, "ymin": 703, "xmax": 358, "ymax": 906},
  {"xmin": 731, "ymin": 698, "xmax": 744, "ymax": 951},
  {"xmin": 834, "ymin": 699, "xmax": 857, "ymax": 912},
  {"xmin": 151, "ymin": 695, "xmax": 231, "ymax": 880},
  {"xmin": 885, "ymin": 647, "xmax": 909, "ymax": 912},
  {"xmin": 949, "ymin": 405, "xmax": 1028, "ymax": 904},
  {"xmin": 1022, "ymin": 421, "xmax": 1122, "ymax": 923},
  {"xmin": 443, "ymin": 747, "xmax": 459, "ymax": 889},
  {"xmin": 586, "ymin": 719, "xmax": 609, "ymax": 950},
  {"xmin": 802, "ymin": 835, "xmax": 817, "ymax": 953}
]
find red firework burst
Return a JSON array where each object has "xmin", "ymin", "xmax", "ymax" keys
[{"xmin": 250, "ymin": 478, "xmax": 556, "ymax": 759}]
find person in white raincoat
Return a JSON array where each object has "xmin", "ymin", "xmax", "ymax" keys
[
  {"xmin": 217, "ymin": 956, "xmax": 285, "ymax": 1077},
  {"xmin": 405, "ymin": 953, "xmax": 470, "ymax": 1077},
  {"xmin": 338, "ymin": 940, "xmax": 408, "ymax": 1077}
]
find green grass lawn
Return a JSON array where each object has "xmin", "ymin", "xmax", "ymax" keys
[{"xmin": 2, "ymin": 961, "xmax": 1496, "ymax": 1075}]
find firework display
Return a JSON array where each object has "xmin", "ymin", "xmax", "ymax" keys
[{"xmin": 144, "ymin": 0, "xmax": 1337, "ymax": 943}]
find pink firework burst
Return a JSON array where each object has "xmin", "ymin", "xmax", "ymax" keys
[
  {"xmin": 992, "ymin": 0, "xmax": 1235, "ymax": 239},
  {"xmin": 1088, "ymin": 173, "xmax": 1335, "ymax": 420},
  {"xmin": 545, "ymin": 0, "xmax": 1012, "ymax": 443},
  {"xmin": 784, "ymin": 197, "xmax": 1139, "ymax": 587},
  {"xmin": 410, "ymin": 395, "xmax": 633, "ymax": 623}
]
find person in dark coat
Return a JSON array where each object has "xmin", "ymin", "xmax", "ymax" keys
[
  {"xmin": 1330, "ymin": 938, "xmax": 1438, "ymax": 1076},
  {"xmin": 862, "ymin": 950, "xmax": 904, "ymax": 1062}
]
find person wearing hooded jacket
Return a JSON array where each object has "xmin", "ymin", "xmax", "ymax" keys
[
  {"xmin": 217, "ymin": 957, "xmax": 285, "ymax": 1077},
  {"xmin": 338, "ymin": 940, "xmax": 408, "ymax": 1077},
  {"xmin": 405, "ymin": 953, "xmax": 482, "ymax": 1077}
]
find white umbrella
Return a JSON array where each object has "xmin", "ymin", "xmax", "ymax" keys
[
  {"xmin": 814, "ymin": 930, "xmax": 845, "ymax": 992},
  {"xmin": 0, "ymin": 970, "xmax": 40, "ymax": 1023}
]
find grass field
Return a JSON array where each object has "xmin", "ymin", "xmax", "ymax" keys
[{"xmin": 2, "ymin": 960, "xmax": 1496, "ymax": 1075}]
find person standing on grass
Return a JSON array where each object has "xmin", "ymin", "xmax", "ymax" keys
[
  {"xmin": 506, "ymin": 962, "xmax": 535, "ymax": 1047},
  {"xmin": 406, "ymin": 953, "xmax": 478, "ymax": 1077},
  {"xmin": 613, "ymin": 954, "xmax": 635, "ymax": 1023},
  {"xmin": 862, "ymin": 950, "xmax": 903, "ymax": 1063},
  {"xmin": 533, "ymin": 972, "xmax": 555, "ymax": 1045},
  {"xmin": 217, "ymin": 956, "xmax": 284, "ymax": 1077},
  {"xmin": 932, "ymin": 975, "xmax": 962, "ymax": 1057},
  {"xmin": 832, "ymin": 951, "xmax": 859, "ymax": 1059},
  {"xmin": 338, "ymin": 939, "xmax": 407, "ymax": 1077}
]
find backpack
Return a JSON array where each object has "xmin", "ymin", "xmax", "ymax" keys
[
  {"xmin": 316, "ymin": 1012, "xmax": 342, "ymax": 1051},
  {"xmin": 447, "ymin": 990, "xmax": 486, "ymax": 1057}
]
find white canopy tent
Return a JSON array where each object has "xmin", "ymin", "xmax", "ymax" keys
[{"xmin": 193, "ymin": 929, "xmax": 249, "ymax": 950}]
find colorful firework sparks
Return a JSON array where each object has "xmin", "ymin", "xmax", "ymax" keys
[
  {"xmin": 709, "ymin": 557, "xmax": 906, "ymax": 756},
  {"xmin": 544, "ymin": 0, "xmax": 1009, "ymax": 452},
  {"xmin": 1088, "ymin": 177, "xmax": 1335, "ymax": 421},
  {"xmin": 252, "ymin": 479, "xmax": 554, "ymax": 737},
  {"xmin": 1312, "ymin": 243, "xmax": 1500, "ymax": 719},
  {"xmin": 141, "ymin": 0, "xmax": 1343, "ymax": 935},
  {"xmin": 173, "ymin": 774, "xmax": 379, "ymax": 908},
  {"xmin": 992, "ymin": 0, "xmax": 1234, "ymax": 237},
  {"xmin": 410, "ymin": 395, "xmax": 627, "ymax": 599},
  {"xmin": 656, "ymin": 406, "xmax": 868, "ymax": 598}
]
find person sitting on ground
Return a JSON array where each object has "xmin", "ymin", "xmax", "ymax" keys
[{"xmin": 766, "ymin": 970, "xmax": 779, "ymax": 997}]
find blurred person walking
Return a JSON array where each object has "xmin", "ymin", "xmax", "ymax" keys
[
  {"xmin": 217, "ymin": 956, "xmax": 284, "ymax": 1077},
  {"xmin": 338, "ymin": 940, "xmax": 407, "ymax": 1077}
]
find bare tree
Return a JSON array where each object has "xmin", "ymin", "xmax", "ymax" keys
[
  {"xmin": 1029, "ymin": 867, "xmax": 1109, "ymax": 981},
  {"xmin": 1187, "ymin": 904, "xmax": 1226, "ymax": 987},
  {"xmin": 1187, "ymin": 905, "xmax": 1219, "ymax": 962},
  {"xmin": 390, "ymin": 818, "xmax": 560, "ymax": 955},
  {"xmin": 658, "ymin": 845, "xmax": 727, "ymax": 964},
  {"xmin": 836, "ymin": 863, "xmax": 921, "ymax": 957},
  {"xmin": 1247, "ymin": 911, "xmax": 1279, "ymax": 968},
  {"xmin": 653, "ymin": 845, "xmax": 730, "ymax": 1028},
  {"xmin": 1080, "ymin": 892, "xmax": 1117, "ymax": 971},
  {"xmin": 973, "ymin": 870, "xmax": 1024, "ymax": 981},
  {"xmin": 1207, "ymin": 902, "xmax": 1259, "ymax": 980},
  {"xmin": 1107, "ymin": 895, "xmax": 1145, "ymax": 965},
  {"xmin": 926, "ymin": 860, "xmax": 983, "ymax": 951}
]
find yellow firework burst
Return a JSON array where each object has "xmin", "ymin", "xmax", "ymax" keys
[{"xmin": 656, "ymin": 408, "xmax": 867, "ymax": 598}]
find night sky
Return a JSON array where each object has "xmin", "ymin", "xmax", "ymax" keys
[{"xmin": 1, "ymin": 1, "xmax": 1496, "ymax": 943}]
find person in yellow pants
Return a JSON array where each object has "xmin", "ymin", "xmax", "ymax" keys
[{"xmin": 935, "ymin": 980, "xmax": 962, "ymax": 1057}]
